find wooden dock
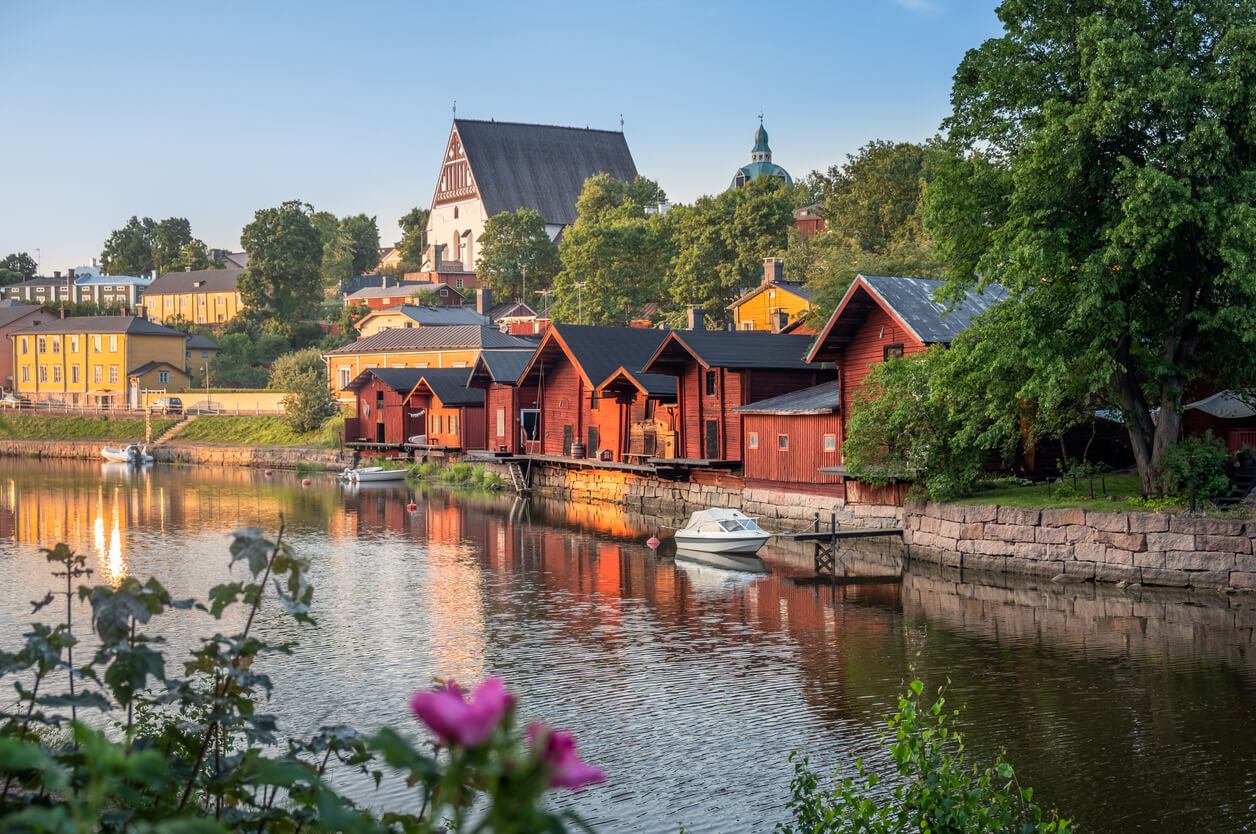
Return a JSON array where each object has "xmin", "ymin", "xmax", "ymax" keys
[{"xmin": 780, "ymin": 513, "xmax": 904, "ymax": 581}]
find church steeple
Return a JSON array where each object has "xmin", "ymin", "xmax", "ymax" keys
[
  {"xmin": 751, "ymin": 117, "xmax": 771, "ymax": 163},
  {"xmin": 730, "ymin": 117, "xmax": 792, "ymax": 190}
]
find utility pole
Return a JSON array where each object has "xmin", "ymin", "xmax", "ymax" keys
[{"xmin": 574, "ymin": 282, "xmax": 587, "ymax": 325}]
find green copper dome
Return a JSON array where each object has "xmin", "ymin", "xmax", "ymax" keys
[{"xmin": 731, "ymin": 121, "xmax": 791, "ymax": 189}]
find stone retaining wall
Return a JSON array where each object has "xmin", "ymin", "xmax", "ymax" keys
[
  {"xmin": 0, "ymin": 439, "xmax": 352, "ymax": 470},
  {"xmin": 488, "ymin": 462, "xmax": 904, "ymax": 529},
  {"xmin": 904, "ymin": 500, "xmax": 1256, "ymax": 592}
]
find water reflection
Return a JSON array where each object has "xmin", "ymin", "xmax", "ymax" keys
[{"xmin": 0, "ymin": 459, "xmax": 1252, "ymax": 832}]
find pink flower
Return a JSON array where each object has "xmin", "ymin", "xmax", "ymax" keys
[
  {"xmin": 410, "ymin": 677, "xmax": 515, "ymax": 748},
  {"xmin": 528, "ymin": 722, "xmax": 606, "ymax": 790}
]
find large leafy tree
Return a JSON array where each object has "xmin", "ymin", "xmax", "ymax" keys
[
  {"xmin": 101, "ymin": 216, "xmax": 198, "ymax": 275},
  {"xmin": 321, "ymin": 214, "xmax": 381, "ymax": 289},
  {"xmin": 926, "ymin": 0, "xmax": 1256, "ymax": 492},
  {"xmin": 393, "ymin": 207, "xmax": 429, "ymax": 274},
  {"xmin": 476, "ymin": 209, "xmax": 560, "ymax": 304},
  {"xmin": 0, "ymin": 252, "xmax": 38, "ymax": 285},
  {"xmin": 551, "ymin": 175, "xmax": 673, "ymax": 326},
  {"xmin": 239, "ymin": 200, "xmax": 324, "ymax": 336}
]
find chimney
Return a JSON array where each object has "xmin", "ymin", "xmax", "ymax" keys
[
  {"xmin": 763, "ymin": 257, "xmax": 784, "ymax": 284},
  {"xmin": 771, "ymin": 310, "xmax": 790, "ymax": 333},
  {"xmin": 185, "ymin": 265, "xmax": 192, "ymax": 272},
  {"xmin": 476, "ymin": 287, "xmax": 493, "ymax": 316},
  {"xmin": 53, "ymin": 271, "xmax": 61, "ymax": 279},
  {"xmin": 687, "ymin": 306, "xmax": 705, "ymax": 331},
  {"xmin": 136, "ymin": 303, "xmax": 146, "ymax": 321}
]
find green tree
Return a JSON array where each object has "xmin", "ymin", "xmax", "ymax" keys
[
  {"xmin": 824, "ymin": 139, "xmax": 944, "ymax": 253},
  {"xmin": 925, "ymin": 0, "xmax": 1256, "ymax": 493},
  {"xmin": 170, "ymin": 239, "xmax": 218, "ymax": 272},
  {"xmin": 477, "ymin": 209, "xmax": 561, "ymax": 304},
  {"xmin": 282, "ymin": 371, "xmax": 339, "ymax": 432},
  {"xmin": 394, "ymin": 207, "xmax": 430, "ymax": 274},
  {"xmin": 322, "ymin": 214, "xmax": 381, "ymax": 289},
  {"xmin": 269, "ymin": 347, "xmax": 327, "ymax": 392},
  {"xmin": 667, "ymin": 176, "xmax": 794, "ymax": 327},
  {"xmin": 239, "ymin": 200, "xmax": 324, "ymax": 336},
  {"xmin": 0, "ymin": 252, "xmax": 38, "ymax": 284},
  {"xmin": 101, "ymin": 216, "xmax": 157, "ymax": 275},
  {"xmin": 151, "ymin": 217, "xmax": 193, "ymax": 274},
  {"xmin": 552, "ymin": 176, "xmax": 673, "ymax": 326}
]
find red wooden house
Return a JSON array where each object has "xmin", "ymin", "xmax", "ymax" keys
[
  {"xmin": 342, "ymin": 368, "xmax": 427, "ymax": 447},
  {"xmin": 732, "ymin": 380, "xmax": 844, "ymax": 496},
  {"xmin": 467, "ymin": 350, "xmax": 539, "ymax": 453},
  {"xmin": 515, "ymin": 324, "xmax": 671, "ymax": 460},
  {"xmin": 641, "ymin": 327, "xmax": 834, "ymax": 463},
  {"xmin": 594, "ymin": 366, "xmax": 680, "ymax": 461},
  {"xmin": 407, "ymin": 368, "xmax": 486, "ymax": 450}
]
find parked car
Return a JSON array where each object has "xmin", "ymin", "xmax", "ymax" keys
[
  {"xmin": 150, "ymin": 397, "xmax": 183, "ymax": 415},
  {"xmin": 0, "ymin": 393, "xmax": 22, "ymax": 408}
]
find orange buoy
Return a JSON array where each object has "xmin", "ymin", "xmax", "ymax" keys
[
  {"xmin": 264, "ymin": 469, "xmax": 273, "ymax": 476},
  {"xmin": 647, "ymin": 536, "xmax": 661, "ymax": 549},
  {"xmin": 301, "ymin": 478, "xmax": 311, "ymax": 487},
  {"xmin": 407, "ymin": 502, "xmax": 418, "ymax": 512}
]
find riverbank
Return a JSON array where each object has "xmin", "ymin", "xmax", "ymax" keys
[{"xmin": 0, "ymin": 438, "xmax": 353, "ymax": 470}]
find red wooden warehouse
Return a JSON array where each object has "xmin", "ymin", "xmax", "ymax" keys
[
  {"xmin": 467, "ymin": 350, "xmax": 539, "ymax": 454},
  {"xmin": 407, "ymin": 368, "xmax": 486, "ymax": 450},
  {"xmin": 641, "ymin": 323, "xmax": 834, "ymax": 463},
  {"xmin": 733, "ymin": 380, "xmax": 844, "ymax": 496},
  {"xmin": 342, "ymin": 368, "xmax": 428, "ymax": 447}
]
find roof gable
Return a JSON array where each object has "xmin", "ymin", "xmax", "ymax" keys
[
  {"xmin": 727, "ymin": 280, "xmax": 815, "ymax": 310},
  {"xmin": 344, "ymin": 367, "xmax": 426, "ymax": 394},
  {"xmin": 0, "ymin": 305, "xmax": 53, "ymax": 329},
  {"xmin": 450, "ymin": 120, "xmax": 638, "ymax": 227},
  {"xmin": 409, "ymin": 368, "xmax": 486, "ymax": 406},
  {"xmin": 643, "ymin": 330, "xmax": 815, "ymax": 372},
  {"xmin": 517, "ymin": 324, "xmax": 667, "ymax": 389},
  {"xmin": 468, "ymin": 349, "xmax": 534, "ymax": 385}
]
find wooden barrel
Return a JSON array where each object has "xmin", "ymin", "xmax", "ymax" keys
[{"xmin": 570, "ymin": 441, "xmax": 586, "ymax": 458}]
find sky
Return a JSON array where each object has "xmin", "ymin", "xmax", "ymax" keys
[{"xmin": 0, "ymin": 0, "xmax": 1005, "ymax": 275}]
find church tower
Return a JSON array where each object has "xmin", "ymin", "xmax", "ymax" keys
[{"xmin": 730, "ymin": 119, "xmax": 792, "ymax": 189}]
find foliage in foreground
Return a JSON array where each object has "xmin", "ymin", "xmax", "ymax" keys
[
  {"xmin": 0, "ymin": 530, "xmax": 603, "ymax": 833},
  {"xmin": 777, "ymin": 679, "xmax": 1070, "ymax": 834}
]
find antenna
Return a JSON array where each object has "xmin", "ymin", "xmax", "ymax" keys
[
  {"xmin": 619, "ymin": 113, "xmax": 624, "ymax": 131},
  {"xmin": 452, "ymin": 99, "xmax": 456, "ymax": 117},
  {"xmin": 758, "ymin": 111, "xmax": 764, "ymax": 124}
]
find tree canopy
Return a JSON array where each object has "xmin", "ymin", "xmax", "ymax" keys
[
  {"xmin": 320, "ymin": 214, "xmax": 381, "ymax": 289},
  {"xmin": 100, "ymin": 216, "xmax": 200, "ymax": 276},
  {"xmin": 925, "ymin": 0, "xmax": 1256, "ymax": 492},
  {"xmin": 476, "ymin": 209, "xmax": 560, "ymax": 304},
  {"xmin": 0, "ymin": 252, "xmax": 37, "ymax": 285},
  {"xmin": 238, "ymin": 200, "xmax": 324, "ymax": 336},
  {"xmin": 393, "ymin": 207, "xmax": 429, "ymax": 274}
]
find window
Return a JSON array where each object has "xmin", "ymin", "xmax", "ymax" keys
[
  {"xmin": 109, "ymin": 365, "xmax": 119, "ymax": 383},
  {"xmin": 740, "ymin": 321, "xmax": 754, "ymax": 331},
  {"xmin": 38, "ymin": 366, "xmax": 47, "ymax": 382},
  {"xmin": 823, "ymin": 434, "xmax": 837, "ymax": 451},
  {"xmin": 51, "ymin": 338, "xmax": 60, "ymax": 354},
  {"xmin": 216, "ymin": 295, "xmax": 225, "ymax": 305},
  {"xmin": 70, "ymin": 366, "xmax": 79, "ymax": 384},
  {"xmin": 158, "ymin": 371, "xmax": 170, "ymax": 384},
  {"xmin": 748, "ymin": 432, "xmax": 758, "ymax": 449},
  {"xmin": 93, "ymin": 365, "xmax": 103, "ymax": 383},
  {"xmin": 93, "ymin": 335, "xmax": 102, "ymax": 351},
  {"xmin": 20, "ymin": 367, "xmax": 29, "ymax": 383},
  {"xmin": 704, "ymin": 370, "xmax": 716, "ymax": 397},
  {"xmin": 451, "ymin": 361, "xmax": 467, "ymax": 368},
  {"xmin": 19, "ymin": 337, "xmax": 27, "ymax": 355},
  {"xmin": 497, "ymin": 408, "xmax": 505, "ymax": 437},
  {"xmin": 778, "ymin": 434, "xmax": 789, "ymax": 451},
  {"xmin": 338, "ymin": 368, "xmax": 351, "ymax": 389},
  {"xmin": 450, "ymin": 414, "xmax": 458, "ymax": 435},
  {"xmin": 52, "ymin": 366, "xmax": 61, "ymax": 383},
  {"xmin": 590, "ymin": 392, "xmax": 600, "ymax": 410},
  {"xmin": 199, "ymin": 296, "xmax": 206, "ymax": 305},
  {"xmin": 69, "ymin": 336, "xmax": 78, "ymax": 352},
  {"xmin": 455, "ymin": 278, "xmax": 464, "ymax": 289},
  {"xmin": 37, "ymin": 337, "xmax": 45, "ymax": 354},
  {"xmin": 453, "ymin": 206, "xmax": 459, "ymax": 218},
  {"xmin": 201, "ymin": 350, "xmax": 209, "ymax": 358},
  {"xmin": 109, "ymin": 335, "xmax": 117, "ymax": 352},
  {"xmin": 883, "ymin": 343, "xmax": 904, "ymax": 361}
]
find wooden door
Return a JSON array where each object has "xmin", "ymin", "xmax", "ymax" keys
[
  {"xmin": 704, "ymin": 419, "xmax": 719, "ymax": 460},
  {"xmin": 562, "ymin": 425, "xmax": 572, "ymax": 456}
]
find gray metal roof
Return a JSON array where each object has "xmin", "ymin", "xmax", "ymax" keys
[
  {"xmin": 186, "ymin": 334, "xmax": 219, "ymax": 350},
  {"xmin": 14, "ymin": 316, "xmax": 187, "ymax": 337},
  {"xmin": 454, "ymin": 119, "xmax": 638, "ymax": 227},
  {"xmin": 647, "ymin": 330, "xmax": 815, "ymax": 370},
  {"xmin": 528, "ymin": 324, "xmax": 668, "ymax": 388},
  {"xmin": 733, "ymin": 380, "xmax": 841, "ymax": 415},
  {"xmin": 347, "ymin": 284, "xmax": 464, "ymax": 301},
  {"xmin": 326, "ymin": 324, "xmax": 535, "ymax": 355},
  {"xmin": 145, "ymin": 268, "xmax": 242, "ymax": 296},
  {"xmin": 858, "ymin": 275, "xmax": 1008, "ymax": 344},
  {"xmin": 470, "ymin": 349, "xmax": 534, "ymax": 384},
  {"xmin": 359, "ymin": 305, "xmax": 486, "ymax": 326},
  {"xmin": 0, "ymin": 304, "xmax": 51, "ymax": 329},
  {"xmin": 414, "ymin": 368, "xmax": 486, "ymax": 406}
]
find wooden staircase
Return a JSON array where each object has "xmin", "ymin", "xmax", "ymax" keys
[
  {"xmin": 153, "ymin": 415, "xmax": 197, "ymax": 445},
  {"xmin": 1217, "ymin": 456, "xmax": 1256, "ymax": 509}
]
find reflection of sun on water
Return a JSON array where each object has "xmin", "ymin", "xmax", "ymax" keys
[{"xmin": 95, "ymin": 487, "xmax": 127, "ymax": 587}]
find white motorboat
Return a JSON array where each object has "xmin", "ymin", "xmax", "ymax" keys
[
  {"xmin": 671, "ymin": 508, "xmax": 771, "ymax": 555},
  {"xmin": 340, "ymin": 466, "xmax": 409, "ymax": 483},
  {"xmin": 101, "ymin": 444, "xmax": 154, "ymax": 464}
]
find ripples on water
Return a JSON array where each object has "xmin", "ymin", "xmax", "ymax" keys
[{"xmin": 0, "ymin": 460, "xmax": 1254, "ymax": 832}]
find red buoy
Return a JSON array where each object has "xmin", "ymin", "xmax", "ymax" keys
[
  {"xmin": 647, "ymin": 536, "xmax": 661, "ymax": 550},
  {"xmin": 407, "ymin": 502, "xmax": 418, "ymax": 512},
  {"xmin": 264, "ymin": 469, "xmax": 273, "ymax": 477},
  {"xmin": 301, "ymin": 478, "xmax": 312, "ymax": 487}
]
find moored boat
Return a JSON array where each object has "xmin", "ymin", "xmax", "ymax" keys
[
  {"xmin": 671, "ymin": 508, "xmax": 771, "ymax": 555},
  {"xmin": 340, "ymin": 466, "xmax": 409, "ymax": 483},
  {"xmin": 101, "ymin": 444, "xmax": 154, "ymax": 464}
]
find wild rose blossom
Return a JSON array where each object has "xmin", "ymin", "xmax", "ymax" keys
[
  {"xmin": 410, "ymin": 677, "xmax": 515, "ymax": 748},
  {"xmin": 528, "ymin": 722, "xmax": 606, "ymax": 789}
]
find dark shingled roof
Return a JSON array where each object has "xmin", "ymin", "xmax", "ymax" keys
[
  {"xmin": 128, "ymin": 360, "xmax": 186, "ymax": 377},
  {"xmin": 598, "ymin": 366, "xmax": 677, "ymax": 398},
  {"xmin": 647, "ymin": 330, "xmax": 814, "ymax": 370},
  {"xmin": 344, "ymin": 367, "xmax": 426, "ymax": 394},
  {"xmin": 0, "ymin": 304, "xmax": 50, "ymax": 328},
  {"xmin": 326, "ymin": 325, "xmax": 535, "ymax": 355},
  {"xmin": 186, "ymin": 334, "xmax": 219, "ymax": 350},
  {"xmin": 14, "ymin": 316, "xmax": 186, "ymax": 336},
  {"xmin": 414, "ymin": 368, "xmax": 485, "ymax": 406},
  {"xmin": 455, "ymin": 119, "xmax": 638, "ymax": 227},
  {"xmin": 470, "ymin": 350, "xmax": 534, "ymax": 385},
  {"xmin": 145, "ymin": 268, "xmax": 242, "ymax": 296},
  {"xmin": 732, "ymin": 380, "xmax": 841, "ymax": 415},
  {"xmin": 358, "ymin": 305, "xmax": 486, "ymax": 326},
  {"xmin": 528, "ymin": 324, "xmax": 668, "ymax": 388},
  {"xmin": 857, "ymin": 275, "xmax": 1008, "ymax": 344}
]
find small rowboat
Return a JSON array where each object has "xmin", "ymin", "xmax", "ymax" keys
[{"xmin": 340, "ymin": 466, "xmax": 408, "ymax": 483}]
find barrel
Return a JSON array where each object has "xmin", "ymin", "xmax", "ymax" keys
[{"xmin": 570, "ymin": 441, "xmax": 586, "ymax": 458}]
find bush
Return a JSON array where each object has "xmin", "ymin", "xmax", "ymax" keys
[
  {"xmin": 0, "ymin": 533, "xmax": 604, "ymax": 833},
  {"xmin": 776, "ymin": 677, "xmax": 1071, "ymax": 833},
  {"xmin": 1162, "ymin": 431, "xmax": 1232, "ymax": 506},
  {"xmin": 418, "ymin": 461, "xmax": 440, "ymax": 477},
  {"xmin": 269, "ymin": 347, "xmax": 327, "ymax": 392},
  {"xmin": 282, "ymin": 371, "xmax": 340, "ymax": 433}
]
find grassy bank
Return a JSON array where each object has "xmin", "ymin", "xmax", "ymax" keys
[
  {"xmin": 952, "ymin": 474, "xmax": 1176, "ymax": 513},
  {"xmin": 175, "ymin": 415, "xmax": 342, "ymax": 448},
  {"xmin": 0, "ymin": 415, "xmax": 180, "ymax": 442}
]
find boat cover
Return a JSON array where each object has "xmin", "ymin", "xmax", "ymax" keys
[{"xmin": 681, "ymin": 508, "xmax": 763, "ymax": 533}]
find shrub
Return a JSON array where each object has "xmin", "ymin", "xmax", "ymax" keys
[
  {"xmin": 1162, "ymin": 431, "xmax": 1232, "ymax": 506},
  {"xmin": 449, "ymin": 463, "xmax": 474, "ymax": 482},
  {"xmin": 418, "ymin": 461, "xmax": 439, "ymax": 477},
  {"xmin": 776, "ymin": 677, "xmax": 1070, "ymax": 833},
  {"xmin": 281, "ymin": 371, "xmax": 340, "ymax": 433},
  {"xmin": 268, "ymin": 347, "xmax": 327, "ymax": 392}
]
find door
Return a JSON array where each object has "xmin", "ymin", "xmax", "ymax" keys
[
  {"xmin": 587, "ymin": 426, "xmax": 599, "ymax": 456},
  {"xmin": 562, "ymin": 425, "xmax": 573, "ymax": 456},
  {"xmin": 704, "ymin": 419, "xmax": 719, "ymax": 460},
  {"xmin": 376, "ymin": 422, "xmax": 386, "ymax": 444}
]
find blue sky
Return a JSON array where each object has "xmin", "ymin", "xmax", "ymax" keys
[{"xmin": 0, "ymin": 0, "xmax": 1004, "ymax": 274}]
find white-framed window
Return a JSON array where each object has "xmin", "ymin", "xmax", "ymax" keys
[
  {"xmin": 109, "ymin": 365, "xmax": 119, "ymax": 383},
  {"xmin": 748, "ymin": 432, "xmax": 758, "ymax": 449},
  {"xmin": 51, "ymin": 338, "xmax": 60, "ymax": 354},
  {"xmin": 93, "ymin": 365, "xmax": 103, "ymax": 383},
  {"xmin": 69, "ymin": 336, "xmax": 78, "ymax": 352},
  {"xmin": 94, "ymin": 335, "xmax": 102, "ymax": 351},
  {"xmin": 37, "ymin": 366, "xmax": 47, "ymax": 382},
  {"xmin": 338, "ymin": 368, "xmax": 351, "ymax": 389},
  {"xmin": 497, "ymin": 409, "xmax": 505, "ymax": 437},
  {"xmin": 52, "ymin": 365, "xmax": 61, "ymax": 383},
  {"xmin": 20, "ymin": 366, "xmax": 29, "ymax": 383},
  {"xmin": 109, "ymin": 335, "xmax": 117, "ymax": 352},
  {"xmin": 778, "ymin": 434, "xmax": 788, "ymax": 451},
  {"xmin": 449, "ymin": 414, "xmax": 458, "ymax": 435},
  {"xmin": 37, "ymin": 337, "xmax": 45, "ymax": 354},
  {"xmin": 451, "ymin": 361, "xmax": 467, "ymax": 368},
  {"xmin": 70, "ymin": 366, "xmax": 79, "ymax": 384},
  {"xmin": 19, "ymin": 337, "xmax": 28, "ymax": 355},
  {"xmin": 741, "ymin": 321, "xmax": 754, "ymax": 331},
  {"xmin": 201, "ymin": 350, "xmax": 209, "ymax": 358},
  {"xmin": 823, "ymin": 434, "xmax": 837, "ymax": 452},
  {"xmin": 158, "ymin": 371, "xmax": 170, "ymax": 384}
]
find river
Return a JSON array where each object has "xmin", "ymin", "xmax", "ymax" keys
[{"xmin": 0, "ymin": 458, "xmax": 1253, "ymax": 832}]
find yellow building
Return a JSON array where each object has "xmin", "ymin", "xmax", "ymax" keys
[
  {"xmin": 355, "ymin": 304, "xmax": 487, "ymax": 338},
  {"xmin": 727, "ymin": 258, "xmax": 815, "ymax": 332},
  {"xmin": 324, "ymin": 325, "xmax": 536, "ymax": 402},
  {"xmin": 141, "ymin": 268, "xmax": 245, "ymax": 326},
  {"xmin": 11, "ymin": 317, "xmax": 190, "ymax": 407}
]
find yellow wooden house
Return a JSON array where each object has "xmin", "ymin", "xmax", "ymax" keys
[
  {"xmin": 324, "ymin": 325, "xmax": 536, "ymax": 402},
  {"xmin": 727, "ymin": 258, "xmax": 816, "ymax": 332},
  {"xmin": 11, "ymin": 317, "xmax": 191, "ymax": 407},
  {"xmin": 141, "ymin": 268, "xmax": 245, "ymax": 326}
]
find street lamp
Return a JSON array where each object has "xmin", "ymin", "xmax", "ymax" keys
[{"xmin": 573, "ymin": 282, "xmax": 587, "ymax": 325}]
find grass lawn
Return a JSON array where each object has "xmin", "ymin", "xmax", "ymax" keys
[
  {"xmin": 0, "ymin": 415, "xmax": 180, "ymax": 442},
  {"xmin": 175, "ymin": 415, "xmax": 341, "ymax": 448},
  {"xmin": 951, "ymin": 474, "xmax": 1181, "ymax": 513}
]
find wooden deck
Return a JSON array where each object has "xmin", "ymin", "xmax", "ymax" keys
[{"xmin": 782, "ymin": 528, "xmax": 903, "ymax": 542}]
